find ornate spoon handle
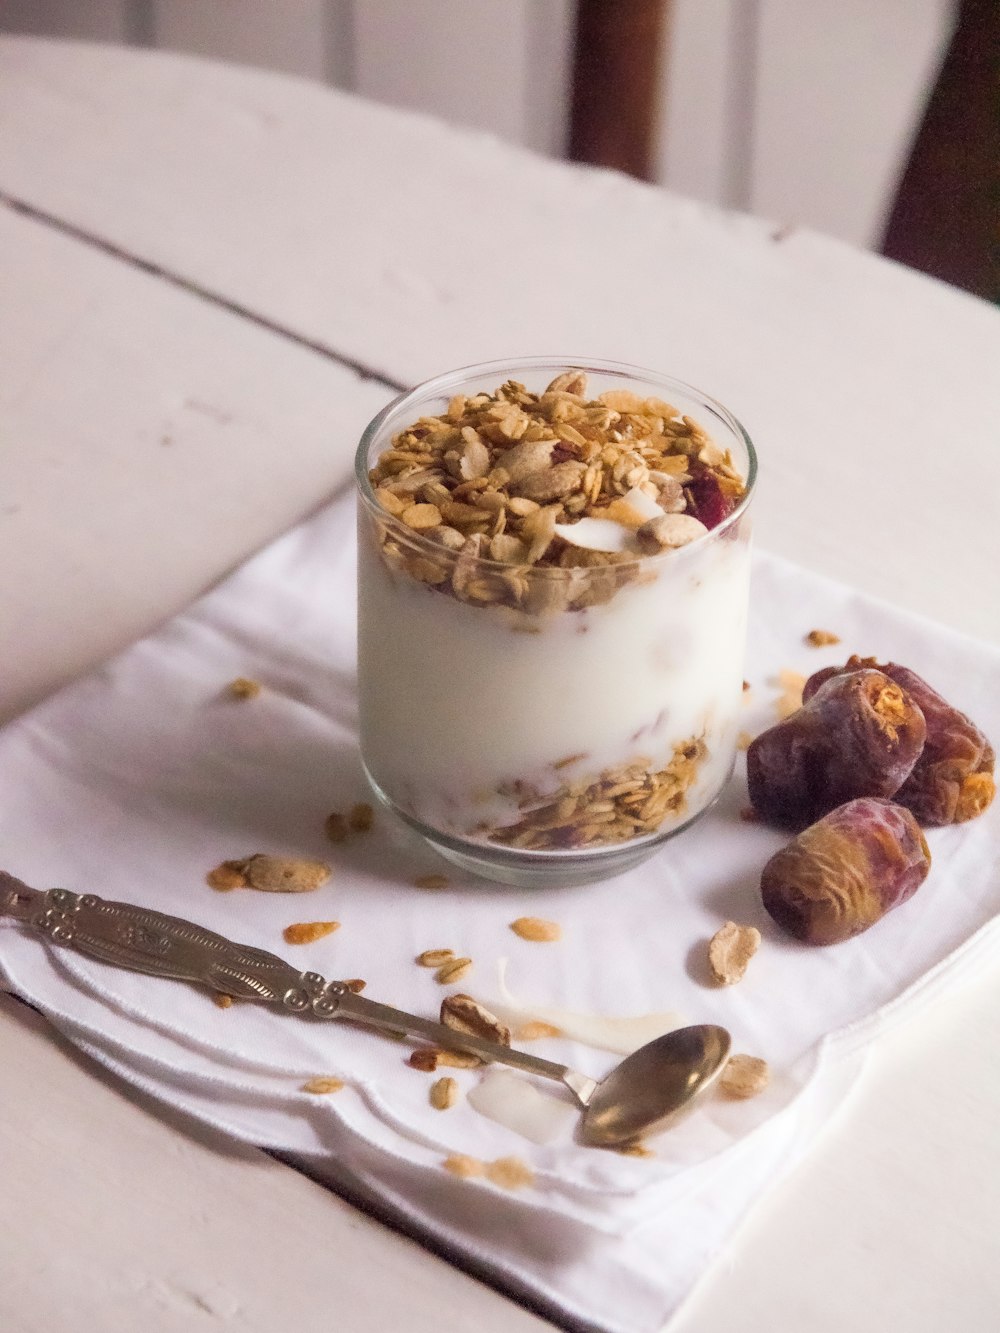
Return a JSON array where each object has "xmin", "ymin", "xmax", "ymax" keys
[{"xmin": 0, "ymin": 871, "xmax": 594, "ymax": 1101}]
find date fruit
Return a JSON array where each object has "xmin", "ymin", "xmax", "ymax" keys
[
  {"xmin": 747, "ymin": 669, "xmax": 926, "ymax": 827},
  {"xmin": 761, "ymin": 797, "xmax": 931, "ymax": 945},
  {"xmin": 804, "ymin": 658, "xmax": 995, "ymax": 826}
]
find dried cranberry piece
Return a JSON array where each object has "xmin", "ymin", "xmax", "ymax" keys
[{"xmin": 684, "ymin": 473, "xmax": 734, "ymax": 529}]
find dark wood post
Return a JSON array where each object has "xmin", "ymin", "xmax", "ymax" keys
[
  {"xmin": 568, "ymin": 0, "xmax": 669, "ymax": 182},
  {"xmin": 881, "ymin": 0, "xmax": 1000, "ymax": 301}
]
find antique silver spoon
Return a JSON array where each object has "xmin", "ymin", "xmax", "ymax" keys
[{"xmin": 0, "ymin": 872, "xmax": 731, "ymax": 1147}]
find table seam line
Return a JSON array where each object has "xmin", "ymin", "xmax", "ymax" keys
[{"xmin": 0, "ymin": 187, "xmax": 408, "ymax": 395}]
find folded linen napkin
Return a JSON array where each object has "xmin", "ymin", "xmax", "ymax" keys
[{"xmin": 2, "ymin": 485, "xmax": 998, "ymax": 1331}]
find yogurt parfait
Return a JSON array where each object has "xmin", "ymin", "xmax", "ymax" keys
[{"xmin": 356, "ymin": 358, "xmax": 756, "ymax": 886}]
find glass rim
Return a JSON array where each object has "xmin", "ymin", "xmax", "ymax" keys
[{"xmin": 355, "ymin": 355, "xmax": 757, "ymax": 568}]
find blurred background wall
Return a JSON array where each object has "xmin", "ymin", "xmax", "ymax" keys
[{"xmin": 3, "ymin": 0, "xmax": 991, "ymax": 294}]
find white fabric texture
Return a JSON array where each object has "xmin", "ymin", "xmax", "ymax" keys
[{"xmin": 1, "ymin": 486, "xmax": 998, "ymax": 1333}]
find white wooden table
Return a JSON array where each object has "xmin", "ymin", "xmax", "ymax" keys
[{"xmin": 2, "ymin": 37, "xmax": 999, "ymax": 1333}]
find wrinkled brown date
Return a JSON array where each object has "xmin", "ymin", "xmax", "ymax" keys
[
  {"xmin": 747, "ymin": 669, "xmax": 926, "ymax": 827},
  {"xmin": 804, "ymin": 657, "xmax": 995, "ymax": 826},
  {"xmin": 761, "ymin": 797, "xmax": 931, "ymax": 945}
]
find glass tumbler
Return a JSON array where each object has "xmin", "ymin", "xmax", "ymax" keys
[{"xmin": 355, "ymin": 357, "xmax": 756, "ymax": 887}]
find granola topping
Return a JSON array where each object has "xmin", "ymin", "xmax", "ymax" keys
[{"xmin": 366, "ymin": 372, "xmax": 745, "ymax": 614}]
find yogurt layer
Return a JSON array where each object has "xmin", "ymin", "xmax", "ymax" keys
[{"xmin": 357, "ymin": 521, "xmax": 750, "ymax": 847}]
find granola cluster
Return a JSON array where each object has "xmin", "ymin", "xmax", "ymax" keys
[
  {"xmin": 367, "ymin": 372, "xmax": 745, "ymax": 614},
  {"xmin": 484, "ymin": 740, "xmax": 705, "ymax": 850}
]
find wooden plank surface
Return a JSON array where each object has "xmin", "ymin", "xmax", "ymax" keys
[
  {"xmin": 0, "ymin": 994, "xmax": 551, "ymax": 1333},
  {"xmin": 0, "ymin": 200, "xmax": 394, "ymax": 724},
  {"xmin": 150, "ymin": 0, "xmax": 331, "ymax": 81}
]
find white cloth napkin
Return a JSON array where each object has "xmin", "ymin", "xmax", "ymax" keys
[{"xmin": 2, "ymin": 485, "xmax": 999, "ymax": 1333}]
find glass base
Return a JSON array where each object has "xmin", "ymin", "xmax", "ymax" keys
[{"xmin": 364, "ymin": 765, "xmax": 730, "ymax": 888}]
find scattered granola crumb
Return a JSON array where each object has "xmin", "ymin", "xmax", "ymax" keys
[
  {"xmin": 213, "ymin": 854, "xmax": 330, "ymax": 893},
  {"xmin": 485, "ymin": 1156, "xmax": 535, "ymax": 1191},
  {"xmin": 283, "ymin": 920, "xmax": 340, "ymax": 945},
  {"xmin": 408, "ymin": 1046, "xmax": 484, "ymax": 1070},
  {"xmin": 736, "ymin": 730, "xmax": 754, "ymax": 751},
  {"xmin": 618, "ymin": 1141, "xmax": 655, "ymax": 1158},
  {"xmin": 435, "ymin": 1048, "xmax": 482, "ymax": 1068},
  {"xmin": 441, "ymin": 993, "xmax": 511, "ymax": 1045},
  {"xmin": 227, "ymin": 676, "xmax": 262, "ymax": 700},
  {"xmin": 777, "ymin": 668, "xmax": 807, "ymax": 689},
  {"xmin": 719, "ymin": 1054, "xmax": 770, "ymax": 1099},
  {"xmin": 430, "ymin": 1076, "xmax": 460, "ymax": 1110},
  {"xmin": 343, "ymin": 978, "xmax": 367, "ymax": 993},
  {"xmin": 707, "ymin": 921, "xmax": 761, "ymax": 985},
  {"xmin": 773, "ymin": 669, "xmax": 807, "ymax": 719},
  {"xmin": 324, "ymin": 811, "xmax": 349, "ymax": 844},
  {"xmin": 414, "ymin": 874, "xmax": 450, "ymax": 890},
  {"xmin": 443, "ymin": 1154, "xmax": 484, "ymax": 1179},
  {"xmin": 213, "ymin": 993, "xmax": 234, "ymax": 1009},
  {"xmin": 516, "ymin": 1020, "xmax": 563, "ymax": 1041},
  {"xmin": 742, "ymin": 680, "xmax": 751, "ymax": 692},
  {"xmin": 435, "ymin": 956, "xmax": 473, "ymax": 985},
  {"xmin": 805, "ymin": 629, "xmax": 841, "ymax": 647},
  {"xmin": 407, "ymin": 1048, "xmax": 440, "ymax": 1072},
  {"xmin": 348, "ymin": 802, "xmax": 374, "ymax": 833},
  {"xmin": 301, "ymin": 1076, "xmax": 345, "ymax": 1095},
  {"xmin": 510, "ymin": 916, "xmax": 562, "ymax": 942},
  {"xmin": 417, "ymin": 947, "xmax": 456, "ymax": 967},
  {"xmin": 206, "ymin": 862, "xmax": 247, "ymax": 891}
]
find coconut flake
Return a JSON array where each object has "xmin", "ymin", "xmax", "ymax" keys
[
  {"xmin": 467, "ymin": 1068, "xmax": 578, "ymax": 1145},
  {"xmin": 489, "ymin": 961, "xmax": 683, "ymax": 1056},
  {"xmin": 552, "ymin": 516, "xmax": 638, "ymax": 553},
  {"xmin": 620, "ymin": 486, "xmax": 665, "ymax": 521},
  {"xmin": 554, "ymin": 487, "xmax": 665, "ymax": 553}
]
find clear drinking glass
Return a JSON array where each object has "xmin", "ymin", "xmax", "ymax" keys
[{"xmin": 355, "ymin": 358, "xmax": 756, "ymax": 887}]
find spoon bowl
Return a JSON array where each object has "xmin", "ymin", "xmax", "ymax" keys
[{"xmin": 579, "ymin": 1024, "xmax": 732, "ymax": 1147}]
